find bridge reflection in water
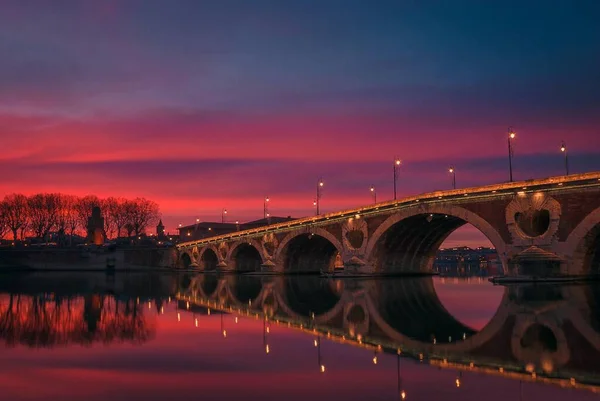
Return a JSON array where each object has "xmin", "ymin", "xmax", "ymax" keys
[
  {"xmin": 2, "ymin": 272, "xmax": 600, "ymax": 399},
  {"xmin": 177, "ymin": 273, "xmax": 600, "ymax": 395}
]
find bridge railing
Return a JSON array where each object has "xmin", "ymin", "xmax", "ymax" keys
[{"xmin": 177, "ymin": 172, "xmax": 600, "ymax": 249}]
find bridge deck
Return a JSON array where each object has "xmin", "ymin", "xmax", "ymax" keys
[{"xmin": 178, "ymin": 172, "xmax": 600, "ymax": 249}]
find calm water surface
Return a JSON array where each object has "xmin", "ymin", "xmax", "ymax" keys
[{"xmin": 1, "ymin": 272, "xmax": 599, "ymax": 401}]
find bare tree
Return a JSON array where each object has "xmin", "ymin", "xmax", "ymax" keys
[
  {"xmin": 57, "ymin": 195, "xmax": 80, "ymax": 246},
  {"xmin": 127, "ymin": 198, "xmax": 160, "ymax": 237},
  {"xmin": 0, "ymin": 193, "xmax": 161, "ymax": 244},
  {"xmin": 28, "ymin": 193, "xmax": 60, "ymax": 240},
  {"xmin": 0, "ymin": 200, "xmax": 9, "ymax": 239},
  {"xmin": 2, "ymin": 194, "xmax": 29, "ymax": 242},
  {"xmin": 111, "ymin": 198, "xmax": 129, "ymax": 238},
  {"xmin": 101, "ymin": 197, "xmax": 120, "ymax": 239}
]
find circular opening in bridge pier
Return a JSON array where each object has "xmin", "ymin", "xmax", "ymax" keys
[
  {"xmin": 201, "ymin": 249, "xmax": 218, "ymax": 271},
  {"xmin": 283, "ymin": 234, "xmax": 338, "ymax": 273},
  {"xmin": 233, "ymin": 244, "xmax": 262, "ymax": 272},
  {"xmin": 515, "ymin": 209, "xmax": 551, "ymax": 238}
]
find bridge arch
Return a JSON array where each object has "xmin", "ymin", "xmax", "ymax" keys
[
  {"xmin": 226, "ymin": 240, "xmax": 266, "ymax": 272},
  {"xmin": 563, "ymin": 206, "xmax": 600, "ymax": 275},
  {"xmin": 365, "ymin": 204, "xmax": 508, "ymax": 274},
  {"xmin": 179, "ymin": 250, "xmax": 193, "ymax": 269},
  {"xmin": 275, "ymin": 228, "xmax": 344, "ymax": 273},
  {"xmin": 198, "ymin": 246, "xmax": 219, "ymax": 271}
]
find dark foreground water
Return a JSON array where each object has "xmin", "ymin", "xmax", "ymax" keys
[{"xmin": 1, "ymin": 272, "xmax": 599, "ymax": 401}]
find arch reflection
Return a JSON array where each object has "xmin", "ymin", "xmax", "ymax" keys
[{"xmin": 177, "ymin": 274, "xmax": 600, "ymax": 391}]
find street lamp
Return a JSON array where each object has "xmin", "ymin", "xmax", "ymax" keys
[
  {"xmin": 222, "ymin": 208, "xmax": 227, "ymax": 223},
  {"xmin": 264, "ymin": 196, "xmax": 270, "ymax": 219},
  {"xmin": 508, "ymin": 127, "xmax": 516, "ymax": 182},
  {"xmin": 394, "ymin": 158, "xmax": 401, "ymax": 200},
  {"xmin": 316, "ymin": 178, "xmax": 324, "ymax": 215},
  {"xmin": 560, "ymin": 141, "xmax": 569, "ymax": 175},
  {"xmin": 448, "ymin": 167, "xmax": 456, "ymax": 189},
  {"xmin": 370, "ymin": 185, "xmax": 377, "ymax": 204}
]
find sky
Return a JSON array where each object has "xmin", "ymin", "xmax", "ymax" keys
[{"xmin": 1, "ymin": 1, "xmax": 599, "ymax": 246}]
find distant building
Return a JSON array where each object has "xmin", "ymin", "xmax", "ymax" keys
[
  {"xmin": 87, "ymin": 206, "xmax": 106, "ymax": 245},
  {"xmin": 434, "ymin": 246, "xmax": 500, "ymax": 276},
  {"xmin": 156, "ymin": 219, "xmax": 165, "ymax": 239},
  {"xmin": 177, "ymin": 216, "xmax": 296, "ymax": 241}
]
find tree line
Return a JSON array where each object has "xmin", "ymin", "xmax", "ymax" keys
[{"xmin": 0, "ymin": 193, "xmax": 160, "ymax": 243}]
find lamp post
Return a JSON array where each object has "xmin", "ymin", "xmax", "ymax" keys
[
  {"xmin": 394, "ymin": 158, "xmax": 401, "ymax": 200},
  {"xmin": 222, "ymin": 208, "xmax": 227, "ymax": 223},
  {"xmin": 508, "ymin": 128, "xmax": 516, "ymax": 182},
  {"xmin": 448, "ymin": 167, "xmax": 456, "ymax": 189},
  {"xmin": 370, "ymin": 185, "xmax": 377, "ymax": 204},
  {"xmin": 560, "ymin": 141, "xmax": 569, "ymax": 175},
  {"xmin": 316, "ymin": 178, "xmax": 324, "ymax": 215},
  {"xmin": 264, "ymin": 196, "xmax": 270, "ymax": 219}
]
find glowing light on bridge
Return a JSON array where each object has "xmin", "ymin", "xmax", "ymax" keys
[
  {"xmin": 394, "ymin": 157, "xmax": 402, "ymax": 200},
  {"xmin": 264, "ymin": 196, "xmax": 270, "ymax": 219},
  {"xmin": 561, "ymin": 141, "xmax": 569, "ymax": 175},
  {"xmin": 448, "ymin": 167, "xmax": 456, "ymax": 189},
  {"xmin": 320, "ymin": 364, "xmax": 326, "ymax": 373},
  {"xmin": 508, "ymin": 127, "xmax": 516, "ymax": 182}
]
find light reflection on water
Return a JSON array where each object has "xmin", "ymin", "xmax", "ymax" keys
[{"xmin": 0, "ymin": 272, "xmax": 598, "ymax": 401}]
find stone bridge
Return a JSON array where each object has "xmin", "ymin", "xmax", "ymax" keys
[
  {"xmin": 176, "ymin": 274, "xmax": 600, "ymax": 389},
  {"xmin": 177, "ymin": 172, "xmax": 600, "ymax": 276}
]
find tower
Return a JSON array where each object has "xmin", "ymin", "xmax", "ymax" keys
[
  {"xmin": 157, "ymin": 219, "xmax": 165, "ymax": 239},
  {"xmin": 86, "ymin": 206, "xmax": 106, "ymax": 245}
]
